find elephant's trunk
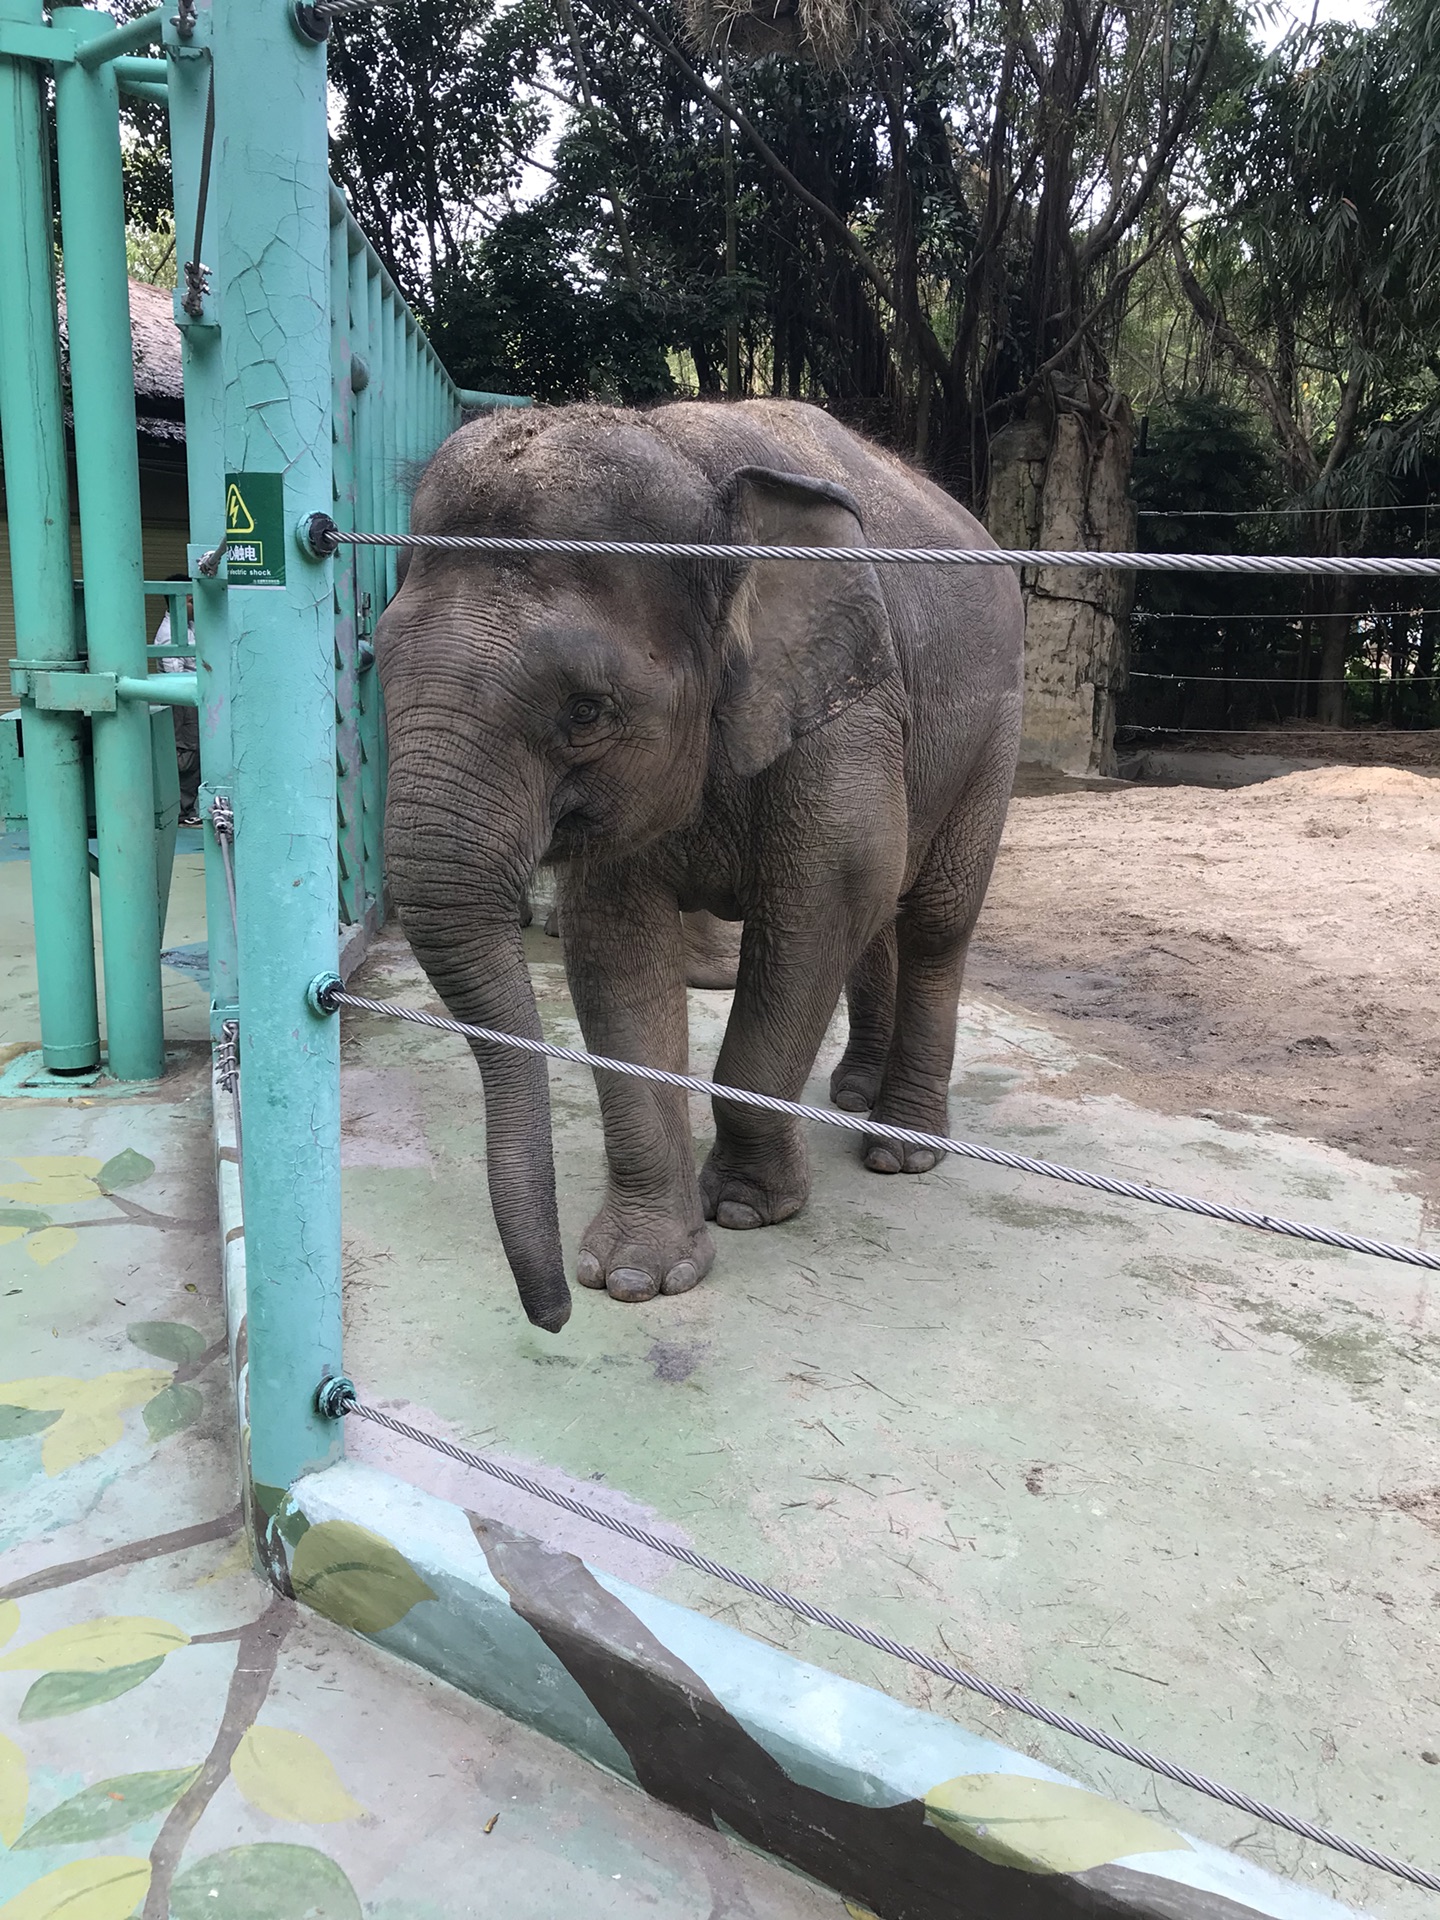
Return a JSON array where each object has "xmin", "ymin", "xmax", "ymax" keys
[{"xmin": 385, "ymin": 756, "xmax": 571, "ymax": 1333}]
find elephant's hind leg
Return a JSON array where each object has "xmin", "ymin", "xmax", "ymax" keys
[
  {"xmin": 863, "ymin": 737, "xmax": 1014, "ymax": 1175},
  {"xmin": 829, "ymin": 925, "xmax": 896, "ymax": 1112}
]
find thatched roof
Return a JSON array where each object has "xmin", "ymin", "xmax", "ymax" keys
[
  {"xmin": 57, "ymin": 277, "xmax": 185, "ymax": 443},
  {"xmin": 682, "ymin": 0, "xmax": 885, "ymax": 69}
]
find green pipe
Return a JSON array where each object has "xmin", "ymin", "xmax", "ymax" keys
[
  {"xmin": 112, "ymin": 55, "xmax": 166, "ymax": 83},
  {"xmin": 74, "ymin": 4, "xmax": 162, "ymax": 66},
  {"xmin": 117, "ymin": 673, "xmax": 198, "ymax": 707},
  {"xmin": 454, "ymin": 389, "xmax": 532, "ymax": 409},
  {"xmin": 54, "ymin": 8, "xmax": 164, "ymax": 1082},
  {"xmin": 330, "ymin": 201, "xmax": 363, "ymax": 928},
  {"xmin": 216, "ymin": 0, "xmax": 343, "ymax": 1505},
  {"xmin": 0, "ymin": 0, "xmax": 101, "ymax": 1072},
  {"xmin": 116, "ymin": 77, "xmax": 166, "ymax": 103},
  {"xmin": 162, "ymin": 6, "xmax": 234, "ymax": 1027}
]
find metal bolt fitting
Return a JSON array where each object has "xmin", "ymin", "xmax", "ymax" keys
[
  {"xmin": 307, "ymin": 972, "xmax": 343, "ymax": 1016},
  {"xmin": 316, "ymin": 1375, "xmax": 356, "ymax": 1419}
]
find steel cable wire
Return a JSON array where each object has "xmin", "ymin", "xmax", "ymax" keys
[
  {"xmin": 324, "ymin": 988, "xmax": 1438, "ymax": 1272},
  {"xmin": 325, "ymin": 1390, "xmax": 1440, "ymax": 1895},
  {"xmin": 324, "ymin": 528, "xmax": 1440, "ymax": 577}
]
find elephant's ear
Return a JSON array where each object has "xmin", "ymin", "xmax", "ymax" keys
[{"xmin": 714, "ymin": 466, "xmax": 899, "ymax": 777}]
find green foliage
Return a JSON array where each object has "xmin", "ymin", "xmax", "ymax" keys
[
  {"xmin": 18, "ymin": 1658, "xmax": 167, "ymax": 1723},
  {"xmin": 169, "ymin": 1845, "xmax": 362, "ymax": 1920}
]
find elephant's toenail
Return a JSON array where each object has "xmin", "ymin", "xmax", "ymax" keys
[
  {"xmin": 576, "ymin": 1252, "xmax": 606, "ymax": 1289},
  {"xmin": 866, "ymin": 1146, "xmax": 902, "ymax": 1174},
  {"xmin": 716, "ymin": 1200, "xmax": 762, "ymax": 1230},
  {"xmin": 661, "ymin": 1260, "xmax": 701, "ymax": 1295},
  {"xmin": 832, "ymin": 1086, "xmax": 870, "ymax": 1112},
  {"xmin": 607, "ymin": 1266, "xmax": 660, "ymax": 1302}
]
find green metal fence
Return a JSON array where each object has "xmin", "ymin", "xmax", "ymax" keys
[{"xmin": 0, "ymin": 0, "xmax": 518, "ymax": 1500}]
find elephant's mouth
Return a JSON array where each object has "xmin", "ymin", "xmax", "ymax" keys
[{"xmin": 543, "ymin": 807, "xmax": 598, "ymax": 861}]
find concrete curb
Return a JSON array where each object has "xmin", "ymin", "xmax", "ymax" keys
[{"xmin": 211, "ymin": 1040, "xmax": 1364, "ymax": 1920}]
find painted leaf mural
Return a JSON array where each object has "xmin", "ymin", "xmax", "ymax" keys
[
  {"xmin": 168, "ymin": 1844, "xmax": 362, "ymax": 1920},
  {"xmin": 0, "ymin": 1158, "xmax": 104, "ymax": 1208},
  {"xmin": 0, "ymin": 1615, "xmax": 190, "ymax": 1674},
  {"xmin": 923, "ymin": 1773, "xmax": 1191, "ymax": 1874},
  {"xmin": 14, "ymin": 1769, "xmax": 200, "ymax": 1849},
  {"xmin": 18, "ymin": 1658, "xmax": 167, "ymax": 1723},
  {"xmin": 127, "ymin": 1321, "xmax": 206, "ymax": 1366},
  {"xmin": 231, "ymin": 1727, "xmax": 363, "ymax": 1824},
  {"xmin": 0, "ymin": 1372, "xmax": 171, "ymax": 1474},
  {"xmin": 0, "ymin": 1856, "xmax": 151, "ymax": 1920},
  {"xmin": 0, "ymin": 1730, "xmax": 27, "ymax": 1848},
  {"xmin": 23, "ymin": 1230, "xmax": 76, "ymax": 1270},
  {"xmin": 0, "ymin": 1408, "xmax": 61, "ymax": 1443},
  {"xmin": 95, "ymin": 1151, "xmax": 155, "ymax": 1195},
  {"xmin": 143, "ymin": 1382, "xmax": 204, "ymax": 1441},
  {"xmin": 289, "ymin": 1521, "xmax": 434, "ymax": 1633},
  {"xmin": 0, "ymin": 1210, "xmax": 50, "ymax": 1233}
]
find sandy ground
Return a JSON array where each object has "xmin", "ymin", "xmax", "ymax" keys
[{"xmin": 973, "ymin": 766, "xmax": 1440, "ymax": 1205}]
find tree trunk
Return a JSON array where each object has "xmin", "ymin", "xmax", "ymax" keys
[
  {"xmin": 985, "ymin": 375, "xmax": 1136, "ymax": 776},
  {"xmin": 1315, "ymin": 577, "xmax": 1357, "ymax": 728}
]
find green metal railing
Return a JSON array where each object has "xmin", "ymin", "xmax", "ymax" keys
[{"xmin": 0, "ymin": 0, "xmax": 518, "ymax": 1499}]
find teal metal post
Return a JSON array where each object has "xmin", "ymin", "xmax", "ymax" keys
[
  {"xmin": 0, "ymin": 0, "xmax": 100, "ymax": 1071},
  {"xmin": 53, "ymin": 8, "xmax": 164, "ymax": 1081},
  {"xmin": 214, "ymin": 0, "xmax": 342, "ymax": 1505},
  {"xmin": 163, "ymin": 0, "xmax": 236, "ymax": 1028}
]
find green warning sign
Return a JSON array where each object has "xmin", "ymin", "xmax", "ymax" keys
[{"xmin": 225, "ymin": 471, "xmax": 286, "ymax": 587}]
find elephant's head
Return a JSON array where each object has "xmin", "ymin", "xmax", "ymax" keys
[{"xmin": 375, "ymin": 406, "xmax": 896, "ymax": 1331}]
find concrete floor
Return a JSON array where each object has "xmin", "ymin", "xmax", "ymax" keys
[
  {"xmin": 338, "ymin": 921, "xmax": 1440, "ymax": 1920},
  {"xmin": 0, "ymin": 840, "xmax": 842, "ymax": 1920}
]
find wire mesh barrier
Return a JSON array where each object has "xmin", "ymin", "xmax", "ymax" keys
[
  {"xmin": 314, "ymin": 984, "xmax": 1438, "ymax": 1272},
  {"xmin": 312, "ymin": 1384, "xmax": 1440, "ymax": 1894}
]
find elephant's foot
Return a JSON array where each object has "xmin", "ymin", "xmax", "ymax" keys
[
  {"xmin": 576, "ymin": 1209, "xmax": 715, "ymax": 1304},
  {"xmin": 828, "ymin": 1054, "xmax": 884, "ymax": 1113},
  {"xmin": 863, "ymin": 1092, "xmax": 949, "ymax": 1174},
  {"xmin": 699, "ymin": 1131, "xmax": 809, "ymax": 1231}
]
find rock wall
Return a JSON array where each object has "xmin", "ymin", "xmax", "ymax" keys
[{"xmin": 986, "ymin": 379, "xmax": 1136, "ymax": 775}]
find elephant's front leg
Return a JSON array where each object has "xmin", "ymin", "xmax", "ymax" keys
[
  {"xmin": 699, "ymin": 905, "xmax": 874, "ymax": 1232},
  {"xmin": 562, "ymin": 864, "xmax": 714, "ymax": 1303}
]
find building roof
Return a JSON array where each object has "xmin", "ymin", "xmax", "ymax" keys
[{"xmin": 57, "ymin": 275, "xmax": 185, "ymax": 445}]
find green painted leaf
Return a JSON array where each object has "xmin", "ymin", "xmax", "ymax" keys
[
  {"xmin": 143, "ymin": 1382, "xmax": 203, "ymax": 1441},
  {"xmin": 15, "ymin": 1768, "xmax": 200, "ymax": 1848},
  {"xmin": 95, "ymin": 1151, "xmax": 155, "ymax": 1195},
  {"xmin": 0, "ymin": 1406, "xmax": 62, "ymax": 1442},
  {"xmin": 18, "ymin": 1657, "xmax": 166, "ymax": 1722},
  {"xmin": 125, "ymin": 1320, "xmax": 206, "ymax": 1365},
  {"xmin": 0, "ymin": 1207, "xmax": 50, "ymax": 1232},
  {"xmin": 289, "ymin": 1520, "xmax": 434, "ymax": 1634},
  {"xmin": 924, "ymin": 1773, "xmax": 1190, "ymax": 1874},
  {"xmin": 169, "ymin": 1845, "xmax": 362, "ymax": 1920}
]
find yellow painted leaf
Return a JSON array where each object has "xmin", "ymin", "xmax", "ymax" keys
[
  {"xmin": 12, "ymin": 1157, "xmax": 103, "ymax": 1180},
  {"xmin": 23, "ymin": 1229, "xmax": 76, "ymax": 1269},
  {"xmin": 0, "ymin": 1226, "xmax": 25, "ymax": 1248},
  {"xmin": 0, "ymin": 1728, "xmax": 27, "ymax": 1847},
  {"xmin": 0, "ymin": 1601, "xmax": 18, "ymax": 1649},
  {"xmin": 289, "ymin": 1521, "xmax": 435, "ymax": 1633},
  {"xmin": 35, "ymin": 1372, "xmax": 169, "ymax": 1475},
  {"xmin": 0, "ymin": 1379, "xmax": 83, "ymax": 1413},
  {"xmin": 0, "ymin": 1856, "xmax": 150, "ymax": 1920},
  {"xmin": 923, "ymin": 1774, "xmax": 1190, "ymax": 1875},
  {"xmin": 0, "ymin": 1615, "xmax": 189, "ymax": 1675},
  {"xmin": 231, "ymin": 1727, "xmax": 363, "ymax": 1824},
  {"xmin": 0, "ymin": 1160, "xmax": 103, "ymax": 1209}
]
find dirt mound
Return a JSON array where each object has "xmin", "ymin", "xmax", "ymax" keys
[{"xmin": 972, "ymin": 768, "xmax": 1440, "ymax": 1197}]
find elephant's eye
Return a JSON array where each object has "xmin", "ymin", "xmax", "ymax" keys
[{"xmin": 567, "ymin": 696, "xmax": 605, "ymax": 726}]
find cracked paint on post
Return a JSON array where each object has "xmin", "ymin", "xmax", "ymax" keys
[{"xmin": 216, "ymin": 0, "xmax": 343, "ymax": 1499}]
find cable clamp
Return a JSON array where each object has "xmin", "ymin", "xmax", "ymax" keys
[
  {"xmin": 307, "ymin": 972, "xmax": 343, "ymax": 1016},
  {"xmin": 315, "ymin": 1375, "xmax": 356, "ymax": 1419}
]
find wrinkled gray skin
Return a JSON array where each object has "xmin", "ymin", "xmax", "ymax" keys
[{"xmin": 377, "ymin": 400, "xmax": 1023, "ymax": 1332}]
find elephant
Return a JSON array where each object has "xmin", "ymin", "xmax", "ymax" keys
[{"xmin": 376, "ymin": 399, "xmax": 1024, "ymax": 1332}]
